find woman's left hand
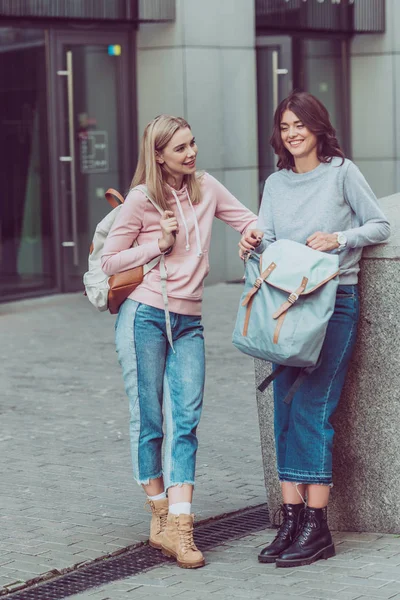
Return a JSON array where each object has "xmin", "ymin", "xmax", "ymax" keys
[{"xmin": 306, "ymin": 232, "xmax": 339, "ymax": 252}]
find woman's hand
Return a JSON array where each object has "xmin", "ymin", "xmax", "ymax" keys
[
  {"xmin": 159, "ymin": 210, "xmax": 179, "ymax": 253},
  {"xmin": 238, "ymin": 229, "xmax": 264, "ymax": 259},
  {"xmin": 306, "ymin": 232, "xmax": 339, "ymax": 252}
]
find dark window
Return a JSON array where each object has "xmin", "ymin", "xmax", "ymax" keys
[
  {"xmin": 0, "ymin": 27, "xmax": 55, "ymax": 298},
  {"xmin": 292, "ymin": 37, "xmax": 350, "ymax": 156}
]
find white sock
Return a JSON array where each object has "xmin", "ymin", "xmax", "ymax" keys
[
  {"xmin": 147, "ymin": 492, "xmax": 167, "ymax": 501},
  {"xmin": 169, "ymin": 502, "xmax": 191, "ymax": 515}
]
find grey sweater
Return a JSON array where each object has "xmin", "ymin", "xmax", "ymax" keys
[{"xmin": 255, "ymin": 158, "xmax": 391, "ymax": 284}]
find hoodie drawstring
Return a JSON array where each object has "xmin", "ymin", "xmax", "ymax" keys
[
  {"xmin": 171, "ymin": 189, "xmax": 190, "ymax": 251},
  {"xmin": 187, "ymin": 191, "xmax": 203, "ymax": 258},
  {"xmin": 170, "ymin": 188, "xmax": 203, "ymax": 258}
]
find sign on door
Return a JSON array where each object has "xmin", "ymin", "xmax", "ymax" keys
[{"xmin": 79, "ymin": 131, "xmax": 109, "ymax": 173}]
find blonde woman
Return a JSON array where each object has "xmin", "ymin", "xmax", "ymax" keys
[{"xmin": 101, "ymin": 115, "xmax": 258, "ymax": 568}]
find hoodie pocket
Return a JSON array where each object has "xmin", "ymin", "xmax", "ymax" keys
[{"xmin": 165, "ymin": 250, "xmax": 209, "ymax": 300}]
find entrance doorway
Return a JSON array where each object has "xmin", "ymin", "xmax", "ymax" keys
[
  {"xmin": 256, "ymin": 36, "xmax": 292, "ymax": 193},
  {"xmin": 0, "ymin": 27, "xmax": 52, "ymax": 298},
  {"xmin": 256, "ymin": 34, "xmax": 350, "ymax": 197},
  {"xmin": 0, "ymin": 26, "xmax": 134, "ymax": 301},
  {"xmin": 49, "ymin": 30, "xmax": 134, "ymax": 293}
]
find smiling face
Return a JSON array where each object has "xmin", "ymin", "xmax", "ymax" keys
[
  {"xmin": 156, "ymin": 127, "xmax": 198, "ymax": 184},
  {"xmin": 280, "ymin": 109, "xmax": 318, "ymax": 162}
]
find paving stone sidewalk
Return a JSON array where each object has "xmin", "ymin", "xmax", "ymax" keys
[
  {"xmin": 64, "ymin": 529, "xmax": 400, "ymax": 600},
  {"xmin": 2, "ymin": 284, "xmax": 400, "ymax": 600},
  {"xmin": 0, "ymin": 283, "xmax": 266, "ymax": 593}
]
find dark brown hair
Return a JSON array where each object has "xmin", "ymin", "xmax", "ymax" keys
[{"xmin": 270, "ymin": 91, "xmax": 345, "ymax": 170}]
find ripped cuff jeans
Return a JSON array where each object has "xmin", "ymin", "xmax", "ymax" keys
[
  {"xmin": 273, "ymin": 285, "xmax": 360, "ymax": 486},
  {"xmin": 115, "ymin": 299, "xmax": 205, "ymax": 490}
]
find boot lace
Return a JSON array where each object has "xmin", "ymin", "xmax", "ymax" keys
[
  {"xmin": 159, "ymin": 512, "xmax": 168, "ymax": 531},
  {"xmin": 177, "ymin": 519, "xmax": 198, "ymax": 554},
  {"xmin": 144, "ymin": 500, "xmax": 168, "ymax": 533},
  {"xmin": 293, "ymin": 510, "xmax": 317, "ymax": 547},
  {"xmin": 272, "ymin": 505, "xmax": 305, "ymax": 542}
]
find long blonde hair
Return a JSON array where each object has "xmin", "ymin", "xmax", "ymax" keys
[{"xmin": 130, "ymin": 115, "xmax": 203, "ymax": 210}]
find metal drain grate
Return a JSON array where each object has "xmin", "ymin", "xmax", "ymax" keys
[{"xmin": 6, "ymin": 503, "xmax": 270, "ymax": 600}]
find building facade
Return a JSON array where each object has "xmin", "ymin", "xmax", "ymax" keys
[{"xmin": 0, "ymin": 0, "xmax": 391, "ymax": 303}]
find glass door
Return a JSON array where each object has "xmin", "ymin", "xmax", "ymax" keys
[
  {"xmin": 256, "ymin": 34, "xmax": 350, "ymax": 200},
  {"xmin": 0, "ymin": 27, "xmax": 54, "ymax": 300},
  {"xmin": 256, "ymin": 36, "xmax": 292, "ymax": 197},
  {"xmin": 292, "ymin": 37, "xmax": 350, "ymax": 157},
  {"xmin": 51, "ymin": 30, "xmax": 133, "ymax": 292}
]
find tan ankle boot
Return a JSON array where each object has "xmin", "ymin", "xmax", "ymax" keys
[
  {"xmin": 147, "ymin": 498, "xmax": 169, "ymax": 550},
  {"xmin": 162, "ymin": 513, "xmax": 205, "ymax": 568}
]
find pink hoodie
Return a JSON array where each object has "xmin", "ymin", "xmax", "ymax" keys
[{"xmin": 101, "ymin": 173, "xmax": 257, "ymax": 316}]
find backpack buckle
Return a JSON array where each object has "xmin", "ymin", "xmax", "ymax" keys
[{"xmin": 288, "ymin": 292, "xmax": 299, "ymax": 305}]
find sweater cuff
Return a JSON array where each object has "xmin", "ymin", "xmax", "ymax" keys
[
  {"xmin": 243, "ymin": 219, "xmax": 259, "ymax": 235},
  {"xmin": 161, "ymin": 245, "xmax": 173, "ymax": 256},
  {"xmin": 148, "ymin": 239, "xmax": 164, "ymax": 258},
  {"xmin": 342, "ymin": 229, "xmax": 358, "ymax": 249}
]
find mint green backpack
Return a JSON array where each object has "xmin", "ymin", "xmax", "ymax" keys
[{"xmin": 232, "ymin": 239, "xmax": 339, "ymax": 403}]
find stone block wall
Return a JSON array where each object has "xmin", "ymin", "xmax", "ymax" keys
[{"xmin": 255, "ymin": 194, "xmax": 400, "ymax": 533}]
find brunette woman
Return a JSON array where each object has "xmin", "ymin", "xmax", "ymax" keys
[{"xmin": 240, "ymin": 91, "xmax": 390, "ymax": 568}]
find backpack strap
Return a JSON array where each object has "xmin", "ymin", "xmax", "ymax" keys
[
  {"xmin": 258, "ymin": 365, "xmax": 306, "ymax": 404},
  {"xmin": 133, "ymin": 184, "xmax": 164, "ymax": 215},
  {"xmin": 241, "ymin": 261, "xmax": 277, "ymax": 337},
  {"xmin": 105, "ymin": 188, "xmax": 124, "ymax": 208},
  {"xmin": 258, "ymin": 359, "xmax": 322, "ymax": 404},
  {"xmin": 272, "ymin": 276, "xmax": 308, "ymax": 320},
  {"xmin": 131, "ymin": 184, "xmax": 174, "ymax": 351},
  {"xmin": 282, "ymin": 369, "xmax": 309, "ymax": 404},
  {"xmin": 107, "ymin": 184, "xmax": 164, "ymax": 214},
  {"xmin": 258, "ymin": 364, "xmax": 286, "ymax": 393}
]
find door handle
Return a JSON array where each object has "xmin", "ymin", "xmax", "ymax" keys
[
  {"xmin": 58, "ymin": 51, "xmax": 79, "ymax": 266},
  {"xmin": 272, "ymin": 50, "xmax": 289, "ymax": 114}
]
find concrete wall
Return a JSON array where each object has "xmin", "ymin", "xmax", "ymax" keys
[
  {"xmin": 135, "ymin": 0, "xmax": 398, "ymax": 281},
  {"xmin": 255, "ymin": 194, "xmax": 400, "ymax": 533},
  {"xmin": 136, "ymin": 0, "xmax": 259, "ymax": 284},
  {"xmin": 351, "ymin": 0, "xmax": 399, "ymax": 198}
]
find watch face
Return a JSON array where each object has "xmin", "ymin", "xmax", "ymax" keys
[{"xmin": 338, "ymin": 233, "xmax": 347, "ymax": 245}]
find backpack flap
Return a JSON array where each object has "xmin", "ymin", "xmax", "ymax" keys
[{"xmin": 261, "ymin": 239, "xmax": 339, "ymax": 297}]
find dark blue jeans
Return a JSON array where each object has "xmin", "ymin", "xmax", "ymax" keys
[{"xmin": 273, "ymin": 285, "xmax": 360, "ymax": 485}]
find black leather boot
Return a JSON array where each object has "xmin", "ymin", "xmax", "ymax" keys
[
  {"xmin": 276, "ymin": 506, "xmax": 335, "ymax": 568},
  {"xmin": 258, "ymin": 503, "xmax": 304, "ymax": 563}
]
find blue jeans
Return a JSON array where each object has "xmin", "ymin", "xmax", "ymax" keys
[
  {"xmin": 115, "ymin": 299, "xmax": 205, "ymax": 490},
  {"xmin": 273, "ymin": 285, "xmax": 360, "ymax": 485}
]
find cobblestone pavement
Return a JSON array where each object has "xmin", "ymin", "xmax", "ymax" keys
[
  {"xmin": 2, "ymin": 284, "xmax": 400, "ymax": 599},
  {"xmin": 0, "ymin": 283, "xmax": 265, "ymax": 593},
  {"xmin": 66, "ymin": 528, "xmax": 400, "ymax": 600}
]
